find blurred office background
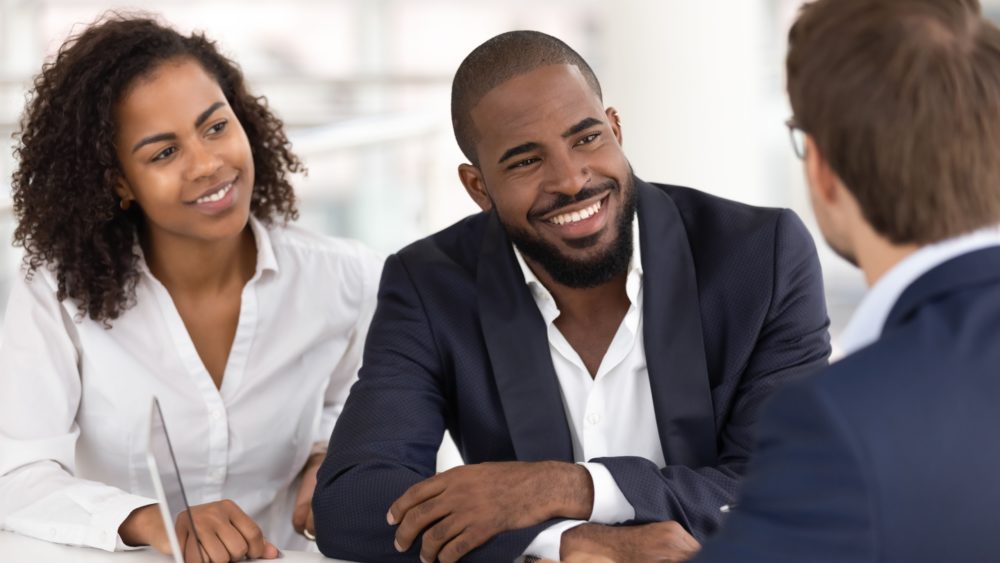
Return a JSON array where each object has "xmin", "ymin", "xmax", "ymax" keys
[{"xmin": 4, "ymin": 0, "xmax": 1000, "ymax": 349}]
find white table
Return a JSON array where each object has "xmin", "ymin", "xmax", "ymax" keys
[{"xmin": 0, "ymin": 530, "xmax": 358, "ymax": 562}]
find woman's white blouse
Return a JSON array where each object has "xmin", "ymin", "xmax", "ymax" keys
[{"xmin": 0, "ymin": 217, "xmax": 382, "ymax": 552}]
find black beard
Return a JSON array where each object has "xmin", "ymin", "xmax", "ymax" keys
[{"xmin": 502, "ymin": 176, "xmax": 637, "ymax": 289}]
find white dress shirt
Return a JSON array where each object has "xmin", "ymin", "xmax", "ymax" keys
[
  {"xmin": 0, "ymin": 217, "xmax": 382, "ymax": 552},
  {"xmin": 838, "ymin": 226, "xmax": 1000, "ymax": 356},
  {"xmin": 516, "ymin": 218, "xmax": 664, "ymax": 560}
]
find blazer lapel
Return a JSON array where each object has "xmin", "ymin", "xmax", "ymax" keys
[
  {"xmin": 885, "ymin": 246, "xmax": 1000, "ymax": 332},
  {"xmin": 477, "ymin": 211, "xmax": 574, "ymax": 462},
  {"xmin": 637, "ymin": 180, "xmax": 718, "ymax": 467}
]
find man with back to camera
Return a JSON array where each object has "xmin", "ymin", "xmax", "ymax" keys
[
  {"xmin": 312, "ymin": 30, "xmax": 831, "ymax": 562},
  {"xmin": 679, "ymin": 0, "xmax": 1000, "ymax": 562}
]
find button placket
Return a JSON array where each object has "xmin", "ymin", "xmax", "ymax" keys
[
  {"xmin": 582, "ymin": 388, "xmax": 608, "ymax": 459},
  {"xmin": 205, "ymin": 398, "xmax": 229, "ymax": 500}
]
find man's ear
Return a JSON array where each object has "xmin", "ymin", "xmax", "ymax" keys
[
  {"xmin": 805, "ymin": 135, "xmax": 838, "ymax": 207},
  {"xmin": 606, "ymin": 107, "xmax": 623, "ymax": 146},
  {"xmin": 458, "ymin": 164, "xmax": 493, "ymax": 212}
]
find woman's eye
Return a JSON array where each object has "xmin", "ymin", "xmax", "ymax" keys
[
  {"xmin": 208, "ymin": 120, "xmax": 228, "ymax": 135},
  {"xmin": 151, "ymin": 146, "xmax": 177, "ymax": 162}
]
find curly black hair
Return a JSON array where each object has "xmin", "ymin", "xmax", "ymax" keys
[{"xmin": 11, "ymin": 13, "xmax": 302, "ymax": 324}]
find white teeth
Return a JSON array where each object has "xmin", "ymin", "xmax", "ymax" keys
[
  {"xmin": 549, "ymin": 199, "xmax": 602, "ymax": 225},
  {"xmin": 195, "ymin": 183, "xmax": 232, "ymax": 204}
]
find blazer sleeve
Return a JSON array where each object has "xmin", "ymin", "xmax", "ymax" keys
[
  {"xmin": 312, "ymin": 253, "xmax": 556, "ymax": 562},
  {"xmin": 691, "ymin": 381, "xmax": 875, "ymax": 563},
  {"xmin": 593, "ymin": 210, "xmax": 832, "ymax": 539}
]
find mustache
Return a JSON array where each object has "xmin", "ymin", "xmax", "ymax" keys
[{"xmin": 530, "ymin": 179, "xmax": 617, "ymax": 219}]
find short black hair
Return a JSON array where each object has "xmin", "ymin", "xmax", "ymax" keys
[{"xmin": 451, "ymin": 30, "xmax": 603, "ymax": 166}]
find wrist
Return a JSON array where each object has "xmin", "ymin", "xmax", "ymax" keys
[
  {"xmin": 560, "ymin": 523, "xmax": 611, "ymax": 560},
  {"xmin": 553, "ymin": 462, "xmax": 594, "ymax": 520},
  {"xmin": 118, "ymin": 504, "xmax": 160, "ymax": 547}
]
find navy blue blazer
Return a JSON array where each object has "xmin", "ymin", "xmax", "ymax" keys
[
  {"xmin": 314, "ymin": 180, "xmax": 831, "ymax": 562},
  {"xmin": 694, "ymin": 246, "xmax": 1000, "ymax": 563}
]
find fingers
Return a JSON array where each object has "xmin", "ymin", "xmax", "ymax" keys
[
  {"xmin": 262, "ymin": 541, "xmax": 281, "ymax": 559},
  {"xmin": 418, "ymin": 514, "xmax": 464, "ymax": 563},
  {"xmin": 393, "ymin": 492, "xmax": 450, "ymax": 552},
  {"xmin": 214, "ymin": 523, "xmax": 251, "ymax": 561},
  {"xmin": 183, "ymin": 530, "xmax": 210, "ymax": 563},
  {"xmin": 175, "ymin": 500, "xmax": 271, "ymax": 562},
  {"xmin": 662, "ymin": 520, "xmax": 701, "ymax": 552},
  {"xmin": 437, "ymin": 527, "xmax": 490, "ymax": 563},
  {"xmin": 388, "ymin": 476, "xmax": 447, "ymax": 526},
  {"xmin": 559, "ymin": 554, "xmax": 618, "ymax": 563},
  {"xmin": 305, "ymin": 507, "xmax": 315, "ymax": 539},
  {"xmin": 292, "ymin": 500, "xmax": 309, "ymax": 534},
  {"xmin": 226, "ymin": 502, "xmax": 267, "ymax": 558}
]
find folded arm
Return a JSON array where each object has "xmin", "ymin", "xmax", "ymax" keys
[
  {"xmin": 0, "ymin": 272, "xmax": 156, "ymax": 551},
  {"xmin": 594, "ymin": 210, "xmax": 831, "ymax": 540},
  {"xmin": 313, "ymin": 254, "xmax": 560, "ymax": 562}
]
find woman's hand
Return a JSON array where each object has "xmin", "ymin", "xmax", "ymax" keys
[
  {"xmin": 292, "ymin": 452, "xmax": 325, "ymax": 540},
  {"xmin": 120, "ymin": 500, "xmax": 280, "ymax": 562}
]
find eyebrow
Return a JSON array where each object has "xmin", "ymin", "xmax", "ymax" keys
[
  {"xmin": 562, "ymin": 117, "xmax": 603, "ymax": 138},
  {"xmin": 496, "ymin": 117, "xmax": 605, "ymax": 165},
  {"xmin": 130, "ymin": 101, "xmax": 227, "ymax": 153},
  {"xmin": 497, "ymin": 142, "xmax": 539, "ymax": 165}
]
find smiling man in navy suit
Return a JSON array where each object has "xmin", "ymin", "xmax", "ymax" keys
[
  {"xmin": 313, "ymin": 31, "xmax": 830, "ymax": 563},
  {"xmin": 688, "ymin": 1, "xmax": 1000, "ymax": 562}
]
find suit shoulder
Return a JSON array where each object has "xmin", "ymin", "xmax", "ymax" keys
[
  {"xmin": 646, "ymin": 182, "xmax": 816, "ymax": 284},
  {"xmin": 653, "ymin": 182, "xmax": 789, "ymax": 240},
  {"xmin": 393, "ymin": 212, "xmax": 487, "ymax": 279}
]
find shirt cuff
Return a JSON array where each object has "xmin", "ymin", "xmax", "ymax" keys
[
  {"xmin": 4, "ymin": 489, "xmax": 157, "ymax": 552},
  {"xmin": 90, "ymin": 493, "xmax": 159, "ymax": 551},
  {"xmin": 579, "ymin": 462, "xmax": 635, "ymax": 524},
  {"xmin": 519, "ymin": 520, "xmax": 587, "ymax": 562}
]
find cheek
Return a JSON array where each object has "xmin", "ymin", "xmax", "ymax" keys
[
  {"xmin": 127, "ymin": 169, "xmax": 178, "ymax": 208},
  {"xmin": 488, "ymin": 185, "xmax": 535, "ymax": 222},
  {"xmin": 230, "ymin": 124, "xmax": 255, "ymax": 172}
]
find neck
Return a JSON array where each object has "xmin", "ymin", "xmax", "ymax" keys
[
  {"xmin": 141, "ymin": 223, "xmax": 257, "ymax": 296},
  {"xmin": 523, "ymin": 256, "xmax": 631, "ymax": 320},
  {"xmin": 851, "ymin": 225, "xmax": 920, "ymax": 287}
]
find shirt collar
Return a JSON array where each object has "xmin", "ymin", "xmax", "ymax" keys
[
  {"xmin": 134, "ymin": 215, "xmax": 280, "ymax": 279},
  {"xmin": 248, "ymin": 215, "xmax": 280, "ymax": 276},
  {"xmin": 838, "ymin": 225, "xmax": 1000, "ymax": 356},
  {"xmin": 512, "ymin": 214, "xmax": 643, "ymax": 318}
]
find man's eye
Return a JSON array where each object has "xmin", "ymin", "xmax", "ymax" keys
[
  {"xmin": 509, "ymin": 157, "xmax": 540, "ymax": 170},
  {"xmin": 152, "ymin": 146, "xmax": 177, "ymax": 162},
  {"xmin": 576, "ymin": 133, "xmax": 600, "ymax": 145}
]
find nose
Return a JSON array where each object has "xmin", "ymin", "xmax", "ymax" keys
[
  {"xmin": 541, "ymin": 149, "xmax": 589, "ymax": 196},
  {"xmin": 184, "ymin": 139, "xmax": 223, "ymax": 182}
]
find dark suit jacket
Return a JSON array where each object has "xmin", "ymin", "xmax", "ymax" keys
[
  {"xmin": 693, "ymin": 246, "xmax": 1000, "ymax": 563},
  {"xmin": 313, "ymin": 179, "xmax": 831, "ymax": 562}
]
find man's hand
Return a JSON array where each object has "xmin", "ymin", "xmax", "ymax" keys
[
  {"xmin": 559, "ymin": 521, "xmax": 700, "ymax": 563},
  {"xmin": 292, "ymin": 452, "xmax": 325, "ymax": 539},
  {"xmin": 541, "ymin": 554, "xmax": 618, "ymax": 563},
  {"xmin": 387, "ymin": 461, "xmax": 593, "ymax": 563}
]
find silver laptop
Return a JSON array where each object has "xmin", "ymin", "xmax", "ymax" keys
[{"xmin": 145, "ymin": 397, "xmax": 206, "ymax": 563}]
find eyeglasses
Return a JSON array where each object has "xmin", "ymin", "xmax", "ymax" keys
[{"xmin": 785, "ymin": 118, "xmax": 807, "ymax": 160}]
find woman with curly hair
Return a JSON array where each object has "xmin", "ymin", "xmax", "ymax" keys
[{"xmin": 0, "ymin": 14, "xmax": 382, "ymax": 561}]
